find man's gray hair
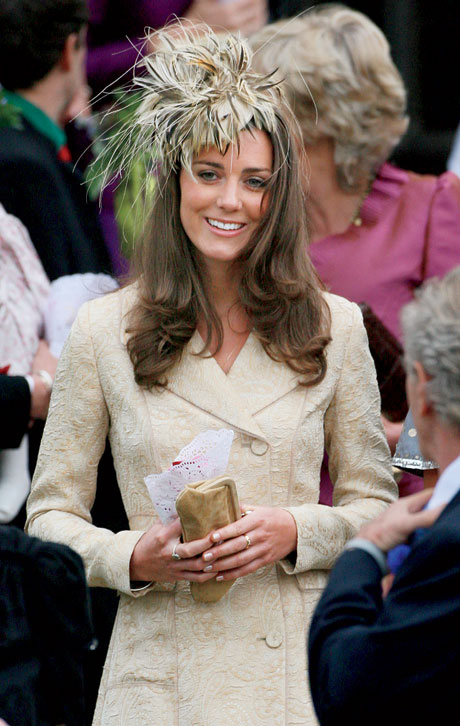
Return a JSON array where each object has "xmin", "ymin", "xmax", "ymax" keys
[{"xmin": 402, "ymin": 266, "xmax": 460, "ymax": 431}]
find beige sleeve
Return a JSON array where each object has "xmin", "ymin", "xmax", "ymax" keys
[
  {"xmin": 281, "ymin": 303, "xmax": 398, "ymax": 575},
  {"xmin": 25, "ymin": 303, "xmax": 152, "ymax": 597}
]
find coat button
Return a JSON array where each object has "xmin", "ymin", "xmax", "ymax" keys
[
  {"xmin": 265, "ymin": 631, "xmax": 283, "ymax": 648},
  {"xmin": 250, "ymin": 439, "xmax": 269, "ymax": 456}
]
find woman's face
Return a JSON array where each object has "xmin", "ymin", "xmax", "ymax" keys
[{"xmin": 179, "ymin": 128, "xmax": 273, "ymax": 269}]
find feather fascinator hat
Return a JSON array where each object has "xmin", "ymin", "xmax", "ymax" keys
[{"xmin": 95, "ymin": 24, "xmax": 287, "ymax": 193}]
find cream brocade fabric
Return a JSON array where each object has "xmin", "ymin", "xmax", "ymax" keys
[{"xmin": 26, "ymin": 286, "xmax": 397, "ymax": 725}]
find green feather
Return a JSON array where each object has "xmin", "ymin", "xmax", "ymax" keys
[{"xmin": 0, "ymin": 89, "xmax": 23, "ymax": 130}]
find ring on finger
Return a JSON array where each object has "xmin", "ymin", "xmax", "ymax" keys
[
  {"xmin": 244, "ymin": 534, "xmax": 251, "ymax": 549},
  {"xmin": 171, "ymin": 539, "xmax": 181, "ymax": 561},
  {"xmin": 241, "ymin": 509, "xmax": 254, "ymax": 518}
]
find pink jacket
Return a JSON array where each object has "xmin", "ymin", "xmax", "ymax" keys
[{"xmin": 309, "ymin": 163, "xmax": 460, "ymax": 342}]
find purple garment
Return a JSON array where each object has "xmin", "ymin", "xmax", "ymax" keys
[
  {"xmin": 312, "ymin": 163, "xmax": 460, "ymax": 502},
  {"xmin": 86, "ymin": 1, "xmax": 193, "ymax": 273},
  {"xmin": 87, "ymin": 0, "xmax": 192, "ymax": 93},
  {"xmin": 86, "ymin": 2, "xmax": 193, "ymax": 274}
]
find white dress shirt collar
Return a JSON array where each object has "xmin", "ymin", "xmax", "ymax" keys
[{"xmin": 426, "ymin": 453, "xmax": 460, "ymax": 510}]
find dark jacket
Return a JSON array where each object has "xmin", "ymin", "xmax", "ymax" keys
[
  {"xmin": 0, "ymin": 376, "xmax": 30, "ymax": 449},
  {"xmin": 0, "ymin": 119, "xmax": 111, "ymax": 281},
  {"xmin": 0, "ymin": 526, "xmax": 93, "ymax": 726},
  {"xmin": 308, "ymin": 490, "xmax": 460, "ymax": 725}
]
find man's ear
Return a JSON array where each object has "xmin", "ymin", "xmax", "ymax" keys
[
  {"xmin": 59, "ymin": 33, "xmax": 79, "ymax": 73},
  {"xmin": 413, "ymin": 361, "xmax": 433, "ymax": 416}
]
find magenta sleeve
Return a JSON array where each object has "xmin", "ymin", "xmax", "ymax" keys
[{"xmin": 423, "ymin": 171, "xmax": 460, "ymax": 280}]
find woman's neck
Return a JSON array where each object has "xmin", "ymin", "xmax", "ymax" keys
[
  {"xmin": 304, "ymin": 139, "xmax": 369, "ymax": 243},
  {"xmin": 200, "ymin": 259, "xmax": 244, "ymax": 318},
  {"xmin": 197, "ymin": 260, "xmax": 251, "ymax": 366},
  {"xmin": 308, "ymin": 184, "xmax": 367, "ymax": 243}
]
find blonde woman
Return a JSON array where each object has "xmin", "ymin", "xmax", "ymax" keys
[
  {"xmin": 26, "ymin": 27, "xmax": 396, "ymax": 725},
  {"xmin": 252, "ymin": 4, "xmax": 460, "ymax": 495}
]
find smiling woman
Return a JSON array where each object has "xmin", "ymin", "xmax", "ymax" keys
[
  {"xmin": 178, "ymin": 129, "xmax": 274, "ymax": 372},
  {"xmin": 26, "ymin": 25, "xmax": 397, "ymax": 726},
  {"xmin": 180, "ymin": 129, "xmax": 272, "ymax": 266}
]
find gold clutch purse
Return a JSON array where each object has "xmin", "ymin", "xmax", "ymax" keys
[{"xmin": 175, "ymin": 475, "xmax": 240, "ymax": 603}]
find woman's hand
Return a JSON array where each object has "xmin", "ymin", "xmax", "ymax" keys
[
  {"xmin": 30, "ymin": 340, "xmax": 58, "ymax": 420},
  {"xmin": 199, "ymin": 505, "xmax": 298, "ymax": 581},
  {"xmin": 129, "ymin": 517, "xmax": 217, "ymax": 584},
  {"xmin": 32, "ymin": 340, "xmax": 58, "ymax": 378}
]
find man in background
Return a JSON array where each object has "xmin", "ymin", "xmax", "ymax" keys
[
  {"xmin": 308, "ymin": 267, "xmax": 460, "ymax": 725},
  {"xmin": 0, "ymin": 0, "xmax": 110, "ymax": 280}
]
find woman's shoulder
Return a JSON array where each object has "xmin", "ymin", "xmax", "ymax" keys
[
  {"xmin": 315, "ymin": 293, "xmax": 369, "ymax": 381},
  {"xmin": 429, "ymin": 170, "xmax": 460, "ymax": 207},
  {"xmin": 75, "ymin": 282, "xmax": 138, "ymax": 334},
  {"xmin": 397, "ymin": 165, "xmax": 460, "ymax": 203},
  {"xmin": 371, "ymin": 162, "xmax": 459, "ymax": 202},
  {"xmin": 323, "ymin": 292, "xmax": 364, "ymax": 357},
  {"xmin": 322, "ymin": 290, "xmax": 360, "ymax": 323}
]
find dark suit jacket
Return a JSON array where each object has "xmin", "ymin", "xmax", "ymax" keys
[
  {"xmin": 0, "ymin": 119, "xmax": 111, "ymax": 281},
  {"xmin": 0, "ymin": 526, "xmax": 93, "ymax": 726},
  {"xmin": 308, "ymin": 490, "xmax": 460, "ymax": 725},
  {"xmin": 0, "ymin": 375, "xmax": 30, "ymax": 449}
]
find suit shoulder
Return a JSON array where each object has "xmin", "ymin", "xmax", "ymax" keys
[{"xmin": 0, "ymin": 126, "xmax": 57, "ymax": 175}]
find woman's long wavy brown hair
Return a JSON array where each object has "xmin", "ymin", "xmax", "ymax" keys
[{"xmin": 126, "ymin": 111, "xmax": 331, "ymax": 389}]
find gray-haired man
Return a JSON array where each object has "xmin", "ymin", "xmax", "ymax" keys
[{"xmin": 308, "ymin": 266, "xmax": 460, "ymax": 725}]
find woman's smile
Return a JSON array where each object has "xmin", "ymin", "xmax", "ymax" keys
[{"xmin": 205, "ymin": 217, "xmax": 247, "ymax": 234}]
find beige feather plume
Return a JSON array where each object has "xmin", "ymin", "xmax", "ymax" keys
[{"xmin": 93, "ymin": 24, "xmax": 284, "ymax": 196}]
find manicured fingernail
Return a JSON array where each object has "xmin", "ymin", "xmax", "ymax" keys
[
  {"xmin": 203, "ymin": 552, "xmax": 213, "ymax": 562},
  {"xmin": 203, "ymin": 564, "xmax": 213, "ymax": 572},
  {"xmin": 216, "ymin": 575, "xmax": 224, "ymax": 581},
  {"xmin": 212, "ymin": 532, "xmax": 221, "ymax": 542}
]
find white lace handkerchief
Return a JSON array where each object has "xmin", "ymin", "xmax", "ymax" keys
[{"xmin": 145, "ymin": 429, "xmax": 234, "ymax": 523}]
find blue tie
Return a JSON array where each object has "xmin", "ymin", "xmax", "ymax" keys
[{"xmin": 387, "ymin": 528, "xmax": 427, "ymax": 574}]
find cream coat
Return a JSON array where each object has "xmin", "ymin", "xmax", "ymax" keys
[{"xmin": 27, "ymin": 286, "xmax": 397, "ymax": 725}]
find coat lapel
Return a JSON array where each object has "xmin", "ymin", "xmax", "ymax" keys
[
  {"xmin": 226, "ymin": 332, "xmax": 302, "ymax": 414},
  {"xmin": 119, "ymin": 288, "xmax": 301, "ymax": 440},
  {"xmin": 397, "ymin": 488, "xmax": 460, "ymax": 578},
  {"xmin": 166, "ymin": 331, "xmax": 300, "ymax": 440}
]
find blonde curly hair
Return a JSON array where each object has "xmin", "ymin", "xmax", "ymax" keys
[{"xmin": 251, "ymin": 4, "xmax": 409, "ymax": 192}]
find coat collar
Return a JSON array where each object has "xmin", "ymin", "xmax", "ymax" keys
[
  {"xmin": 119, "ymin": 287, "xmax": 300, "ymax": 441},
  {"xmin": 402, "ymin": 485, "xmax": 460, "ymax": 567},
  {"xmin": 435, "ymin": 485, "xmax": 460, "ymax": 525},
  {"xmin": 166, "ymin": 330, "xmax": 300, "ymax": 441}
]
